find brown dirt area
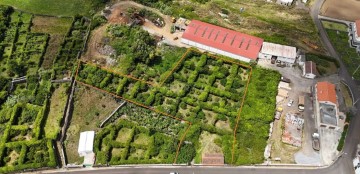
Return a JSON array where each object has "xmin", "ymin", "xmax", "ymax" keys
[
  {"xmin": 269, "ymin": 117, "xmax": 300, "ymax": 163},
  {"xmin": 321, "ymin": 0, "xmax": 360, "ymax": 21},
  {"xmin": 64, "ymin": 83, "xmax": 120, "ymax": 164}
]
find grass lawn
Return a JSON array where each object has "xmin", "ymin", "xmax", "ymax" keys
[
  {"xmin": 325, "ymin": 28, "xmax": 360, "ymax": 80},
  {"xmin": 321, "ymin": 21, "xmax": 348, "ymax": 32},
  {"xmin": 133, "ymin": 133, "xmax": 151, "ymax": 146},
  {"xmin": 340, "ymin": 83, "xmax": 353, "ymax": 108},
  {"xmin": 64, "ymin": 83, "xmax": 120, "ymax": 164},
  {"xmin": 31, "ymin": 16, "xmax": 73, "ymax": 69},
  {"xmin": 0, "ymin": 0, "xmax": 99, "ymax": 17},
  {"xmin": 44, "ymin": 84, "xmax": 69, "ymax": 139},
  {"xmin": 115, "ymin": 128, "xmax": 134, "ymax": 143}
]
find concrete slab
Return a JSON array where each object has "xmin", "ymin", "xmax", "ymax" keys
[
  {"xmin": 319, "ymin": 127, "xmax": 341, "ymax": 165},
  {"xmin": 294, "ymin": 151, "xmax": 321, "ymax": 165}
]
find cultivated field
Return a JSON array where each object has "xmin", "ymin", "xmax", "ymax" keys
[
  {"xmin": 31, "ymin": 16, "xmax": 73, "ymax": 69},
  {"xmin": 76, "ymin": 49, "xmax": 280, "ymax": 165},
  {"xmin": 0, "ymin": 0, "xmax": 100, "ymax": 16},
  {"xmin": 321, "ymin": 0, "xmax": 360, "ymax": 21}
]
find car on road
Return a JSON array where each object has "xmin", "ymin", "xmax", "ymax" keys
[
  {"xmin": 170, "ymin": 172, "xmax": 179, "ymax": 174},
  {"xmin": 287, "ymin": 99, "xmax": 294, "ymax": 107}
]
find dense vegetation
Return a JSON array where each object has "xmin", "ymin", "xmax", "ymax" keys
[
  {"xmin": 107, "ymin": 24, "xmax": 187, "ymax": 84},
  {"xmin": 94, "ymin": 119, "xmax": 180, "ymax": 165},
  {"xmin": 77, "ymin": 49, "xmax": 280, "ymax": 165},
  {"xmin": 0, "ymin": 5, "xmax": 88, "ymax": 172},
  {"xmin": 326, "ymin": 27, "xmax": 360, "ymax": 80}
]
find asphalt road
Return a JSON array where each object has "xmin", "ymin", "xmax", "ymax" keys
[{"xmin": 46, "ymin": 0, "xmax": 360, "ymax": 173}]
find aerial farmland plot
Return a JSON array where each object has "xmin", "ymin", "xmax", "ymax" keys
[{"xmin": 76, "ymin": 47, "xmax": 280, "ymax": 165}]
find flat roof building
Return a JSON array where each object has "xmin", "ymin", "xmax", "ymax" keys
[
  {"xmin": 78, "ymin": 131, "xmax": 95, "ymax": 157},
  {"xmin": 181, "ymin": 20, "xmax": 263, "ymax": 62},
  {"xmin": 259, "ymin": 42, "xmax": 297, "ymax": 64}
]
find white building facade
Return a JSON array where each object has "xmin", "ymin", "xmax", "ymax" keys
[{"xmin": 349, "ymin": 19, "xmax": 360, "ymax": 53}]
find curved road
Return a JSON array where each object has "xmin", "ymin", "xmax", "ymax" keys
[{"xmin": 48, "ymin": 0, "xmax": 360, "ymax": 173}]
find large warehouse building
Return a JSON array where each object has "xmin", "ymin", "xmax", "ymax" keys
[
  {"xmin": 259, "ymin": 42, "xmax": 297, "ymax": 65},
  {"xmin": 181, "ymin": 20, "xmax": 264, "ymax": 62}
]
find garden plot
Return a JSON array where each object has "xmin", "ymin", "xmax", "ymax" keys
[
  {"xmin": 53, "ymin": 16, "xmax": 90, "ymax": 79},
  {"xmin": 0, "ymin": 10, "xmax": 48, "ymax": 78},
  {"xmin": 76, "ymin": 49, "xmax": 280, "ymax": 165},
  {"xmin": 94, "ymin": 119, "xmax": 181, "ymax": 165},
  {"xmin": 31, "ymin": 16, "xmax": 73, "ymax": 69},
  {"xmin": 64, "ymin": 83, "xmax": 120, "ymax": 164}
]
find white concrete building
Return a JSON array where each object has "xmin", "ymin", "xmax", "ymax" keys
[
  {"xmin": 181, "ymin": 20, "xmax": 264, "ymax": 63},
  {"xmin": 259, "ymin": 42, "xmax": 297, "ymax": 65},
  {"xmin": 349, "ymin": 19, "xmax": 360, "ymax": 53},
  {"xmin": 303, "ymin": 61, "xmax": 317, "ymax": 79},
  {"xmin": 78, "ymin": 131, "xmax": 95, "ymax": 157}
]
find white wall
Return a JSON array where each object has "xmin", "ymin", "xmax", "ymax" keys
[
  {"xmin": 304, "ymin": 73, "xmax": 316, "ymax": 79},
  {"xmin": 259, "ymin": 53, "xmax": 296, "ymax": 64},
  {"xmin": 181, "ymin": 38, "xmax": 252, "ymax": 63}
]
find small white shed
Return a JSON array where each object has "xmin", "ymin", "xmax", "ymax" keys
[
  {"xmin": 78, "ymin": 131, "xmax": 95, "ymax": 157},
  {"xmin": 303, "ymin": 61, "xmax": 317, "ymax": 79}
]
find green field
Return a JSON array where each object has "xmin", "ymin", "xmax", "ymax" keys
[
  {"xmin": 324, "ymin": 22, "xmax": 360, "ymax": 80},
  {"xmin": 0, "ymin": 0, "xmax": 105, "ymax": 16}
]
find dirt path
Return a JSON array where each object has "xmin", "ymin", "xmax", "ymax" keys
[{"xmin": 81, "ymin": 24, "xmax": 110, "ymax": 64}]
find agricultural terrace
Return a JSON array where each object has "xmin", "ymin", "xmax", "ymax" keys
[
  {"xmin": 94, "ymin": 104, "xmax": 188, "ymax": 164},
  {"xmin": 0, "ymin": 5, "xmax": 90, "ymax": 172},
  {"xmin": 76, "ymin": 49, "xmax": 280, "ymax": 165}
]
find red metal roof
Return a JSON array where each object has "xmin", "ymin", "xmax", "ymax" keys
[
  {"xmin": 182, "ymin": 20, "xmax": 263, "ymax": 60},
  {"xmin": 356, "ymin": 20, "xmax": 360, "ymax": 36},
  {"xmin": 316, "ymin": 81, "xmax": 337, "ymax": 104}
]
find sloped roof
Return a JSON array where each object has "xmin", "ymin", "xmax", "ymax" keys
[
  {"xmin": 356, "ymin": 19, "xmax": 360, "ymax": 36},
  {"xmin": 181, "ymin": 20, "xmax": 263, "ymax": 60},
  {"xmin": 316, "ymin": 81, "xmax": 337, "ymax": 104}
]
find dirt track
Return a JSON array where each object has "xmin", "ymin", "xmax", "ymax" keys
[{"xmin": 321, "ymin": 0, "xmax": 360, "ymax": 21}]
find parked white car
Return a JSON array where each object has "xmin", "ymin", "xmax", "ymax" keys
[{"xmin": 287, "ymin": 99, "xmax": 294, "ymax": 107}]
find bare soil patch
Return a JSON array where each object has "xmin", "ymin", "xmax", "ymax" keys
[{"xmin": 321, "ymin": 0, "xmax": 360, "ymax": 21}]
